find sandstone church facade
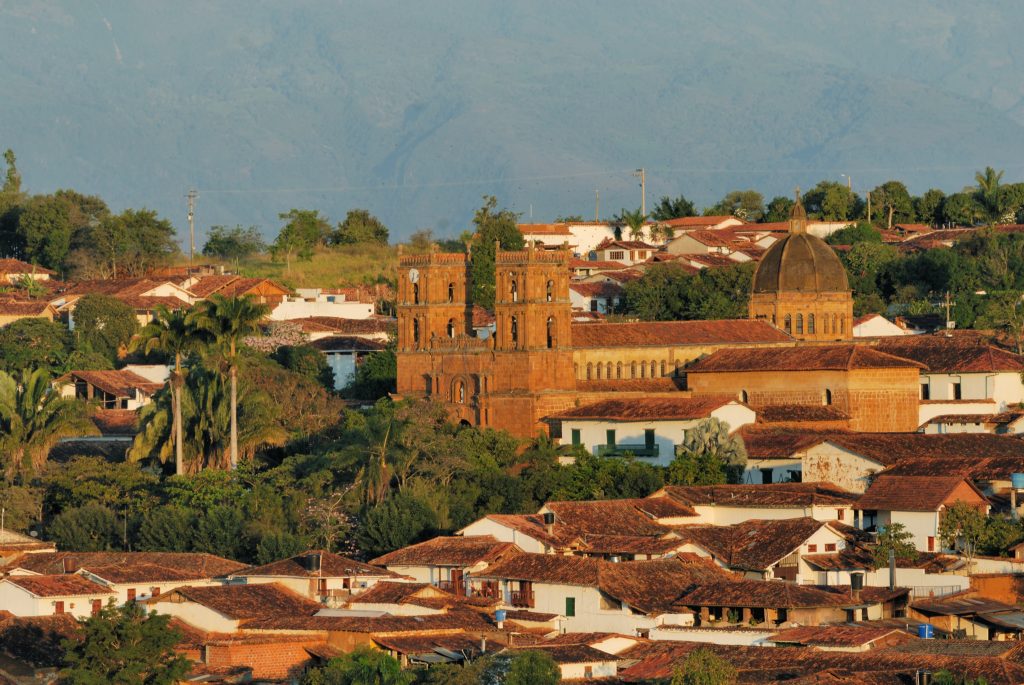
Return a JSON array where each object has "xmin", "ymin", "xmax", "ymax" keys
[{"xmin": 395, "ymin": 197, "xmax": 919, "ymax": 437}]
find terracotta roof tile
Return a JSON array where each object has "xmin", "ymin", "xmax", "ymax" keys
[
  {"xmin": 2, "ymin": 552, "xmax": 247, "ymax": 577},
  {"xmin": 58, "ymin": 369, "xmax": 164, "ymax": 397},
  {"xmin": 509, "ymin": 644, "xmax": 614, "ymax": 664},
  {"xmin": 675, "ymin": 580, "xmax": 870, "ymax": 609},
  {"xmin": 547, "ymin": 396, "xmax": 735, "ymax": 421},
  {"xmin": 660, "ymin": 216, "xmax": 743, "ymax": 228},
  {"xmin": 91, "ymin": 409, "xmax": 139, "ymax": 435},
  {"xmin": 758, "ymin": 404, "xmax": 850, "ymax": 422},
  {"xmin": 573, "ymin": 377, "xmax": 685, "ymax": 392},
  {"xmin": 544, "ymin": 499, "xmax": 695, "ymax": 536},
  {"xmin": 855, "ymin": 475, "xmax": 985, "ymax": 512},
  {"xmin": 823, "ymin": 433, "xmax": 1024, "ymax": 466},
  {"xmin": 569, "ymin": 259, "xmax": 627, "ymax": 270},
  {"xmin": 686, "ymin": 345, "xmax": 924, "ymax": 373},
  {"xmin": 568, "ymin": 282, "xmax": 624, "ymax": 298},
  {"xmin": 673, "ymin": 518, "xmax": 831, "ymax": 571},
  {"xmin": 186, "ymin": 275, "xmax": 241, "ymax": 298},
  {"xmin": 518, "ymin": 223, "xmax": 573, "ymax": 236},
  {"xmin": 736, "ymin": 427, "xmax": 844, "ymax": 459},
  {"xmin": 369, "ymin": 536, "xmax": 521, "ymax": 567},
  {"xmin": 155, "ymin": 583, "xmax": 322, "ymax": 622},
  {"xmin": 0, "ymin": 300, "xmax": 55, "ymax": 316},
  {"xmin": 234, "ymin": 551, "xmax": 398, "ymax": 579},
  {"xmin": 658, "ymin": 482, "xmax": 857, "ymax": 508},
  {"xmin": 242, "ymin": 611, "xmax": 492, "ymax": 633},
  {"xmin": 571, "ymin": 319, "xmax": 791, "ymax": 348},
  {"xmin": 4, "ymin": 575, "xmax": 110, "ymax": 598},
  {"xmin": 0, "ymin": 259, "xmax": 56, "ymax": 275},
  {"xmin": 770, "ymin": 625, "xmax": 908, "ymax": 647},
  {"xmin": 874, "ymin": 337, "xmax": 1024, "ymax": 372},
  {"xmin": 296, "ymin": 316, "xmax": 395, "ymax": 336}
]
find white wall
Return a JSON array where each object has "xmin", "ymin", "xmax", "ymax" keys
[
  {"xmin": 853, "ymin": 316, "xmax": 912, "ymax": 338},
  {"xmin": 889, "ymin": 511, "xmax": 941, "ymax": 552},
  {"xmin": 147, "ymin": 600, "xmax": 240, "ymax": 633},
  {"xmin": 686, "ymin": 503, "xmax": 852, "ymax": 527},
  {"xmin": 494, "ymin": 580, "xmax": 657, "ymax": 635},
  {"xmin": 559, "ymin": 661, "xmax": 618, "ymax": 680},
  {"xmin": 919, "ymin": 400, "xmax": 996, "ymax": 425},
  {"xmin": 802, "ymin": 443, "xmax": 883, "ymax": 494},
  {"xmin": 459, "ymin": 519, "xmax": 548, "ymax": 554},
  {"xmin": 0, "ymin": 582, "xmax": 114, "ymax": 618},
  {"xmin": 649, "ymin": 627, "xmax": 773, "ymax": 645},
  {"xmin": 86, "ymin": 576, "xmax": 223, "ymax": 604},
  {"xmin": 811, "ymin": 567, "xmax": 970, "ymax": 594},
  {"xmin": 270, "ymin": 300, "xmax": 374, "ymax": 321},
  {"xmin": 742, "ymin": 459, "xmax": 803, "ymax": 485}
]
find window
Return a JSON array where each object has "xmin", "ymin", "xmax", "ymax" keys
[
  {"xmin": 585, "ymin": 666, "xmax": 593, "ymax": 679},
  {"xmin": 639, "ymin": 362, "xmax": 646, "ymax": 379},
  {"xmin": 616, "ymin": 362, "xmax": 622, "ymax": 379},
  {"xmin": 511, "ymin": 279, "xmax": 518, "ymax": 302},
  {"xmin": 571, "ymin": 429, "xmax": 581, "ymax": 446},
  {"xmin": 413, "ymin": 283, "xmax": 419, "ymax": 304},
  {"xmin": 606, "ymin": 429, "xmax": 616, "ymax": 447},
  {"xmin": 565, "ymin": 597, "xmax": 576, "ymax": 617},
  {"xmin": 839, "ymin": 315, "xmax": 845, "ymax": 334},
  {"xmin": 127, "ymin": 588, "xmax": 136, "ymax": 602},
  {"xmin": 837, "ymin": 509, "xmax": 845, "ymax": 521},
  {"xmin": 825, "ymin": 543, "xmax": 837, "ymax": 552},
  {"xmin": 796, "ymin": 313, "xmax": 803, "ymax": 335},
  {"xmin": 413, "ymin": 319, "xmax": 420, "ymax": 347},
  {"xmin": 784, "ymin": 314, "xmax": 792, "ymax": 334},
  {"xmin": 660, "ymin": 360, "xmax": 667, "ymax": 376},
  {"xmin": 596, "ymin": 363, "xmax": 603, "ymax": 380},
  {"xmin": 590, "ymin": 299, "xmax": 598, "ymax": 312},
  {"xmin": 630, "ymin": 362, "xmax": 637, "ymax": 378},
  {"xmin": 447, "ymin": 318, "xmax": 455, "ymax": 338},
  {"xmin": 91, "ymin": 599, "xmax": 102, "ymax": 616},
  {"xmin": 510, "ymin": 316, "xmax": 519, "ymax": 348},
  {"xmin": 808, "ymin": 313, "xmax": 815, "ymax": 334},
  {"xmin": 832, "ymin": 314, "xmax": 838, "ymax": 333},
  {"xmin": 824, "ymin": 388, "xmax": 832, "ymax": 405},
  {"xmin": 546, "ymin": 317, "xmax": 555, "ymax": 349},
  {"xmin": 152, "ymin": 587, "xmax": 160, "ymax": 596},
  {"xmin": 806, "ymin": 544, "xmax": 817, "ymax": 553},
  {"xmin": 920, "ymin": 382, "xmax": 930, "ymax": 400},
  {"xmin": 952, "ymin": 382, "xmax": 962, "ymax": 400},
  {"xmin": 740, "ymin": 389, "xmax": 749, "ymax": 403},
  {"xmin": 54, "ymin": 601, "xmax": 64, "ymax": 615},
  {"xmin": 644, "ymin": 429, "xmax": 655, "ymax": 450},
  {"xmin": 928, "ymin": 536, "xmax": 935, "ymax": 552},
  {"xmin": 823, "ymin": 315, "xmax": 829, "ymax": 334},
  {"xmin": 546, "ymin": 280, "xmax": 554, "ymax": 302},
  {"xmin": 448, "ymin": 282, "xmax": 455, "ymax": 303},
  {"xmin": 610, "ymin": 250, "xmax": 625, "ymax": 260},
  {"xmin": 586, "ymin": 363, "xmax": 593, "ymax": 380}
]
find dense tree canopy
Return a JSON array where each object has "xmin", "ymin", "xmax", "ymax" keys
[
  {"xmin": 469, "ymin": 196, "xmax": 524, "ymax": 308},
  {"xmin": 202, "ymin": 225, "xmax": 265, "ymax": 262}
]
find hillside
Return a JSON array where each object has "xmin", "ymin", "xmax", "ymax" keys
[{"xmin": 3, "ymin": 1, "xmax": 1024, "ymax": 242}]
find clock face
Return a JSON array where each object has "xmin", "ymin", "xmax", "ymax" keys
[{"xmin": 409, "ymin": 268, "xmax": 420, "ymax": 284}]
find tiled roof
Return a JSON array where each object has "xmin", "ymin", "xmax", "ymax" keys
[
  {"xmin": 346, "ymin": 581, "xmax": 437, "ymax": 606},
  {"xmin": 369, "ymin": 536, "xmax": 520, "ymax": 567},
  {"xmin": 158, "ymin": 583, "xmax": 321, "ymax": 621},
  {"xmin": 2, "ymin": 552, "xmax": 247, "ymax": 578},
  {"xmin": 112, "ymin": 294, "xmax": 190, "ymax": 311},
  {"xmin": 5, "ymin": 575, "xmax": 110, "ymax": 598},
  {"xmin": 571, "ymin": 319, "xmax": 791, "ymax": 348},
  {"xmin": 880, "ymin": 454, "xmax": 1024, "ymax": 481},
  {"xmin": 0, "ymin": 529, "xmax": 54, "ymax": 553},
  {"xmin": 547, "ymin": 396, "xmax": 735, "ymax": 421},
  {"xmin": 518, "ymin": 223, "xmax": 573, "ymax": 236},
  {"xmin": 758, "ymin": 404, "xmax": 850, "ymax": 422},
  {"xmin": 296, "ymin": 316, "xmax": 396, "ymax": 336},
  {"xmin": 684, "ymin": 253, "xmax": 739, "ymax": 269},
  {"xmin": 574, "ymin": 377, "xmax": 685, "ymax": 392},
  {"xmin": 0, "ymin": 258, "xmax": 56, "ymax": 275},
  {"xmin": 658, "ymin": 482, "xmax": 857, "ymax": 508},
  {"xmin": 371, "ymin": 632, "xmax": 492, "ymax": 658},
  {"xmin": 873, "ymin": 337, "xmax": 1024, "ymax": 373},
  {"xmin": 823, "ymin": 432, "xmax": 1024, "ymax": 466},
  {"xmin": 91, "ymin": 409, "xmax": 139, "ymax": 435},
  {"xmin": 307, "ymin": 335, "xmax": 387, "ymax": 352},
  {"xmin": 544, "ymin": 498, "xmax": 696, "ymax": 536},
  {"xmin": 61, "ymin": 278, "xmax": 173, "ymax": 297},
  {"xmin": 770, "ymin": 625, "xmax": 907, "ymax": 647},
  {"xmin": 673, "ymin": 517, "xmax": 831, "ymax": 571},
  {"xmin": 471, "ymin": 305, "xmax": 495, "ymax": 328},
  {"xmin": 683, "ymin": 230, "xmax": 734, "ymax": 247},
  {"xmin": 736, "ymin": 427, "xmax": 842, "ymax": 460},
  {"xmin": 911, "ymin": 593, "xmax": 1015, "ymax": 617},
  {"xmin": 0, "ymin": 300, "xmax": 54, "ymax": 315},
  {"xmin": 509, "ymin": 644, "xmax": 614, "ymax": 664},
  {"xmin": 58, "ymin": 370, "xmax": 164, "ymax": 397},
  {"xmin": 686, "ymin": 345, "xmax": 924, "ymax": 373},
  {"xmin": 802, "ymin": 548, "xmax": 961, "ymax": 573},
  {"xmin": 660, "ymin": 216, "xmax": 741, "ymax": 228},
  {"xmin": 82, "ymin": 562, "xmax": 215, "ymax": 584},
  {"xmin": 187, "ymin": 275, "xmax": 289, "ymax": 299},
  {"xmin": 214, "ymin": 277, "xmax": 290, "ymax": 298},
  {"xmin": 856, "ymin": 475, "xmax": 984, "ymax": 512},
  {"xmin": 597, "ymin": 239, "xmax": 656, "ymax": 250},
  {"xmin": 675, "ymin": 579, "xmax": 867, "ymax": 609},
  {"xmin": 241, "ymin": 611, "xmax": 492, "ymax": 633},
  {"xmin": 234, "ymin": 551, "xmax": 398, "ymax": 579},
  {"xmin": 186, "ymin": 275, "xmax": 240, "ymax": 297},
  {"xmin": 569, "ymin": 259, "xmax": 627, "ymax": 270},
  {"xmin": 568, "ymin": 282, "xmax": 624, "ymax": 298}
]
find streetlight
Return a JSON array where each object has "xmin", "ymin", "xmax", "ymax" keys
[{"xmin": 840, "ymin": 174, "xmax": 851, "ymax": 190}]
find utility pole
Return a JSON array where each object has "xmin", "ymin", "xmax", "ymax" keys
[
  {"xmin": 633, "ymin": 168, "xmax": 646, "ymax": 216},
  {"xmin": 186, "ymin": 189, "xmax": 198, "ymax": 268},
  {"xmin": 866, "ymin": 191, "xmax": 872, "ymax": 224},
  {"xmin": 945, "ymin": 291, "xmax": 954, "ymax": 329},
  {"xmin": 595, "ymin": 189, "xmax": 600, "ymax": 222}
]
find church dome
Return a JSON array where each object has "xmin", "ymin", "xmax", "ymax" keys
[{"xmin": 752, "ymin": 199, "xmax": 849, "ymax": 294}]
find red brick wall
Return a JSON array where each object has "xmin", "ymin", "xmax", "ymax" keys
[{"xmin": 204, "ymin": 639, "xmax": 324, "ymax": 681}]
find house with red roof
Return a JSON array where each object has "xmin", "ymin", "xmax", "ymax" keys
[
  {"xmin": 0, "ymin": 575, "xmax": 115, "ymax": 618},
  {"xmin": 593, "ymin": 239, "xmax": 658, "ymax": 266},
  {"xmin": 55, "ymin": 369, "xmax": 165, "ymax": 410},
  {"xmin": 230, "ymin": 550, "xmax": 403, "ymax": 605}
]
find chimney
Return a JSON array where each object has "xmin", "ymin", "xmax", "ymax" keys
[{"xmin": 543, "ymin": 512, "xmax": 555, "ymax": 536}]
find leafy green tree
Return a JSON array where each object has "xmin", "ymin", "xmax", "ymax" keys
[
  {"xmin": 133, "ymin": 306, "xmax": 207, "ymax": 475},
  {"xmin": 333, "ymin": 209, "xmax": 390, "ymax": 245},
  {"xmin": 77, "ymin": 208, "xmax": 178, "ymax": 279},
  {"xmin": 61, "ymin": 601, "xmax": 189, "ymax": 685},
  {"xmin": 666, "ymin": 418, "xmax": 746, "ymax": 485},
  {"xmin": 914, "ymin": 189, "xmax": 946, "ymax": 226},
  {"xmin": 255, "ymin": 530, "xmax": 307, "ymax": 564},
  {"xmin": 0, "ymin": 368, "xmax": 95, "ymax": 478},
  {"xmin": 870, "ymin": 180, "xmax": 914, "ymax": 228},
  {"xmin": 553, "ymin": 214, "xmax": 584, "ymax": 222},
  {"xmin": 763, "ymin": 196, "xmax": 794, "ymax": 222},
  {"xmin": 0, "ymin": 318, "xmax": 71, "ymax": 373},
  {"xmin": 826, "ymin": 221, "xmax": 881, "ymax": 245},
  {"xmin": 193, "ymin": 505, "xmax": 247, "ymax": 559},
  {"xmin": 978, "ymin": 514, "xmax": 1023, "ymax": 557},
  {"xmin": 72, "ymin": 294, "xmax": 139, "ymax": 364},
  {"xmin": 671, "ymin": 648, "xmax": 736, "ymax": 685},
  {"xmin": 202, "ymin": 225, "xmax": 265, "ymax": 263},
  {"xmin": 343, "ymin": 348, "xmax": 397, "ymax": 400},
  {"xmin": 943, "ymin": 192, "xmax": 984, "ymax": 227},
  {"xmin": 302, "ymin": 647, "xmax": 412, "ymax": 685},
  {"xmin": 191, "ymin": 294, "xmax": 271, "ymax": 469},
  {"xmin": 0, "ymin": 149, "xmax": 24, "ymax": 215},
  {"xmin": 708, "ymin": 190, "xmax": 764, "ymax": 221},
  {"xmin": 975, "ymin": 291, "xmax": 1024, "ymax": 353},
  {"xmin": 274, "ymin": 209, "xmax": 332, "ymax": 271},
  {"xmin": 40, "ymin": 456, "xmax": 159, "ymax": 518},
  {"xmin": 136, "ymin": 506, "xmax": 195, "ymax": 552},
  {"xmin": 468, "ymin": 196, "xmax": 524, "ymax": 308},
  {"xmin": 505, "ymin": 651, "xmax": 560, "ymax": 685},
  {"xmin": 873, "ymin": 522, "xmax": 917, "ymax": 566},
  {"xmin": 803, "ymin": 181, "xmax": 859, "ymax": 221},
  {"xmin": 356, "ymin": 493, "xmax": 437, "ymax": 557},
  {"xmin": 650, "ymin": 194, "xmax": 696, "ymax": 221},
  {"xmin": 48, "ymin": 503, "xmax": 121, "ymax": 551},
  {"xmin": 17, "ymin": 194, "xmax": 73, "ymax": 270},
  {"xmin": 272, "ymin": 344, "xmax": 334, "ymax": 389},
  {"xmin": 932, "ymin": 669, "xmax": 990, "ymax": 685},
  {"xmin": 939, "ymin": 500, "xmax": 987, "ymax": 569},
  {"xmin": 974, "ymin": 166, "xmax": 1008, "ymax": 226},
  {"xmin": 615, "ymin": 207, "xmax": 648, "ymax": 241}
]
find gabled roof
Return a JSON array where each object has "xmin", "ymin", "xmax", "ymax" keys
[
  {"xmin": 234, "ymin": 550, "xmax": 399, "ymax": 579},
  {"xmin": 0, "ymin": 300, "xmax": 56, "ymax": 316},
  {"xmin": 57, "ymin": 369, "xmax": 164, "ymax": 397},
  {"xmin": 542, "ymin": 498, "xmax": 696, "ymax": 536},
  {"xmin": 0, "ymin": 258, "xmax": 56, "ymax": 275},
  {"xmin": 546, "ymin": 396, "xmax": 736, "ymax": 422},
  {"xmin": 151, "ymin": 583, "xmax": 321, "ymax": 622},
  {"xmin": 873, "ymin": 338, "xmax": 1024, "ymax": 373},
  {"xmin": 295, "ymin": 316, "xmax": 396, "ymax": 336},
  {"xmin": 569, "ymin": 259, "xmax": 627, "ymax": 271},
  {"xmin": 241, "ymin": 611, "xmax": 492, "ymax": 633},
  {"xmin": 518, "ymin": 223, "xmax": 573, "ymax": 236},
  {"xmin": 736, "ymin": 427, "xmax": 843, "ymax": 460},
  {"xmin": 660, "ymin": 216, "xmax": 743, "ymax": 228},
  {"xmin": 187, "ymin": 275, "xmax": 290, "ymax": 299},
  {"xmin": 1, "ymin": 552, "xmax": 247, "ymax": 578},
  {"xmin": 571, "ymin": 319, "xmax": 791, "ymax": 348},
  {"xmin": 4, "ymin": 574, "xmax": 110, "ymax": 598},
  {"xmin": 657, "ymin": 482, "xmax": 857, "ymax": 508},
  {"xmin": 673, "ymin": 518, "xmax": 835, "ymax": 571},
  {"xmin": 686, "ymin": 345, "xmax": 924, "ymax": 373},
  {"xmin": 369, "ymin": 536, "xmax": 521, "ymax": 567},
  {"xmin": 819, "ymin": 433, "xmax": 1024, "ymax": 467},
  {"xmin": 568, "ymin": 282, "xmax": 624, "ymax": 298},
  {"xmin": 856, "ymin": 475, "xmax": 986, "ymax": 512},
  {"xmin": 674, "ymin": 579, "xmax": 871, "ymax": 609},
  {"xmin": 770, "ymin": 625, "xmax": 909, "ymax": 648},
  {"xmin": 597, "ymin": 239, "xmax": 656, "ymax": 251},
  {"xmin": 758, "ymin": 404, "xmax": 850, "ymax": 423}
]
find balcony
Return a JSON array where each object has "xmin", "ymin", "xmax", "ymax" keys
[
  {"xmin": 596, "ymin": 443, "xmax": 660, "ymax": 458},
  {"xmin": 510, "ymin": 590, "xmax": 535, "ymax": 608},
  {"xmin": 436, "ymin": 580, "xmax": 463, "ymax": 595}
]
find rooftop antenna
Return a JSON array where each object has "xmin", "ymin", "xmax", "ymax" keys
[
  {"xmin": 633, "ymin": 168, "xmax": 646, "ymax": 216},
  {"xmin": 186, "ymin": 189, "xmax": 198, "ymax": 269},
  {"xmin": 595, "ymin": 189, "xmax": 600, "ymax": 222}
]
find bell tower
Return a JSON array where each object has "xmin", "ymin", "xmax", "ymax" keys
[
  {"xmin": 396, "ymin": 245, "xmax": 471, "ymax": 352},
  {"xmin": 493, "ymin": 242, "xmax": 572, "ymax": 352}
]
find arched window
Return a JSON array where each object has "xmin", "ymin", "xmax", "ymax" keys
[
  {"xmin": 510, "ymin": 316, "xmax": 519, "ymax": 348},
  {"xmin": 447, "ymin": 318, "xmax": 455, "ymax": 338},
  {"xmin": 546, "ymin": 280, "xmax": 554, "ymax": 302},
  {"xmin": 833, "ymin": 314, "xmax": 838, "ymax": 334},
  {"xmin": 596, "ymin": 363, "xmax": 603, "ymax": 380},
  {"xmin": 660, "ymin": 360, "xmax": 667, "ymax": 377},
  {"xmin": 822, "ymin": 315, "xmax": 829, "ymax": 334},
  {"xmin": 586, "ymin": 363, "xmax": 593, "ymax": 380},
  {"xmin": 808, "ymin": 313, "xmax": 815, "ymax": 335},
  {"xmin": 824, "ymin": 388, "xmax": 833, "ymax": 406},
  {"xmin": 448, "ymin": 282, "xmax": 455, "ymax": 303},
  {"xmin": 630, "ymin": 362, "xmax": 637, "ymax": 378},
  {"xmin": 616, "ymin": 362, "xmax": 622, "ymax": 379},
  {"xmin": 511, "ymin": 279, "xmax": 518, "ymax": 303},
  {"xmin": 546, "ymin": 317, "xmax": 555, "ymax": 349},
  {"xmin": 839, "ymin": 315, "xmax": 845, "ymax": 334},
  {"xmin": 640, "ymin": 362, "xmax": 647, "ymax": 379},
  {"xmin": 740, "ymin": 389, "xmax": 749, "ymax": 403},
  {"xmin": 574, "ymin": 363, "xmax": 579, "ymax": 379},
  {"xmin": 454, "ymin": 380, "xmax": 466, "ymax": 404},
  {"xmin": 413, "ymin": 318, "xmax": 420, "ymax": 347},
  {"xmin": 796, "ymin": 314, "xmax": 804, "ymax": 335},
  {"xmin": 784, "ymin": 314, "xmax": 792, "ymax": 334},
  {"xmin": 413, "ymin": 283, "xmax": 419, "ymax": 304}
]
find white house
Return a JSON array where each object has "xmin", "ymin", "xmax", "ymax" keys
[
  {"xmin": 55, "ymin": 369, "xmax": 164, "ymax": 410},
  {"xmin": 0, "ymin": 575, "xmax": 114, "ymax": 618},
  {"xmin": 854, "ymin": 475, "xmax": 990, "ymax": 552},
  {"xmin": 922, "ymin": 410, "xmax": 1024, "ymax": 435},
  {"xmin": 649, "ymin": 482, "xmax": 858, "ymax": 526},
  {"xmin": 142, "ymin": 583, "xmax": 321, "ymax": 634},
  {"xmin": 569, "ymin": 282, "xmax": 624, "ymax": 315},
  {"xmin": 231, "ymin": 550, "xmax": 402, "ymax": 603},
  {"xmin": 510, "ymin": 645, "xmax": 619, "ymax": 681},
  {"xmin": 852, "ymin": 314, "xmax": 916, "ymax": 338},
  {"xmin": 270, "ymin": 288, "xmax": 374, "ymax": 321},
  {"xmin": 369, "ymin": 536, "xmax": 522, "ymax": 594},
  {"xmin": 593, "ymin": 240, "xmax": 658, "ymax": 266},
  {"xmin": 309, "ymin": 336, "xmax": 388, "ymax": 391},
  {"xmin": 547, "ymin": 397, "xmax": 755, "ymax": 467}
]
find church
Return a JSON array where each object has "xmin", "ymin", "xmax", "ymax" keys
[{"xmin": 395, "ymin": 196, "xmax": 921, "ymax": 437}]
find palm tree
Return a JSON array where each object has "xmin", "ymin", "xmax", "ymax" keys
[
  {"xmin": 189, "ymin": 295, "xmax": 269, "ymax": 469},
  {"xmin": 131, "ymin": 306, "xmax": 204, "ymax": 476},
  {"xmin": 975, "ymin": 166, "xmax": 1006, "ymax": 226},
  {"xmin": 617, "ymin": 207, "xmax": 648, "ymax": 241},
  {"xmin": 0, "ymin": 368, "xmax": 96, "ymax": 479}
]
